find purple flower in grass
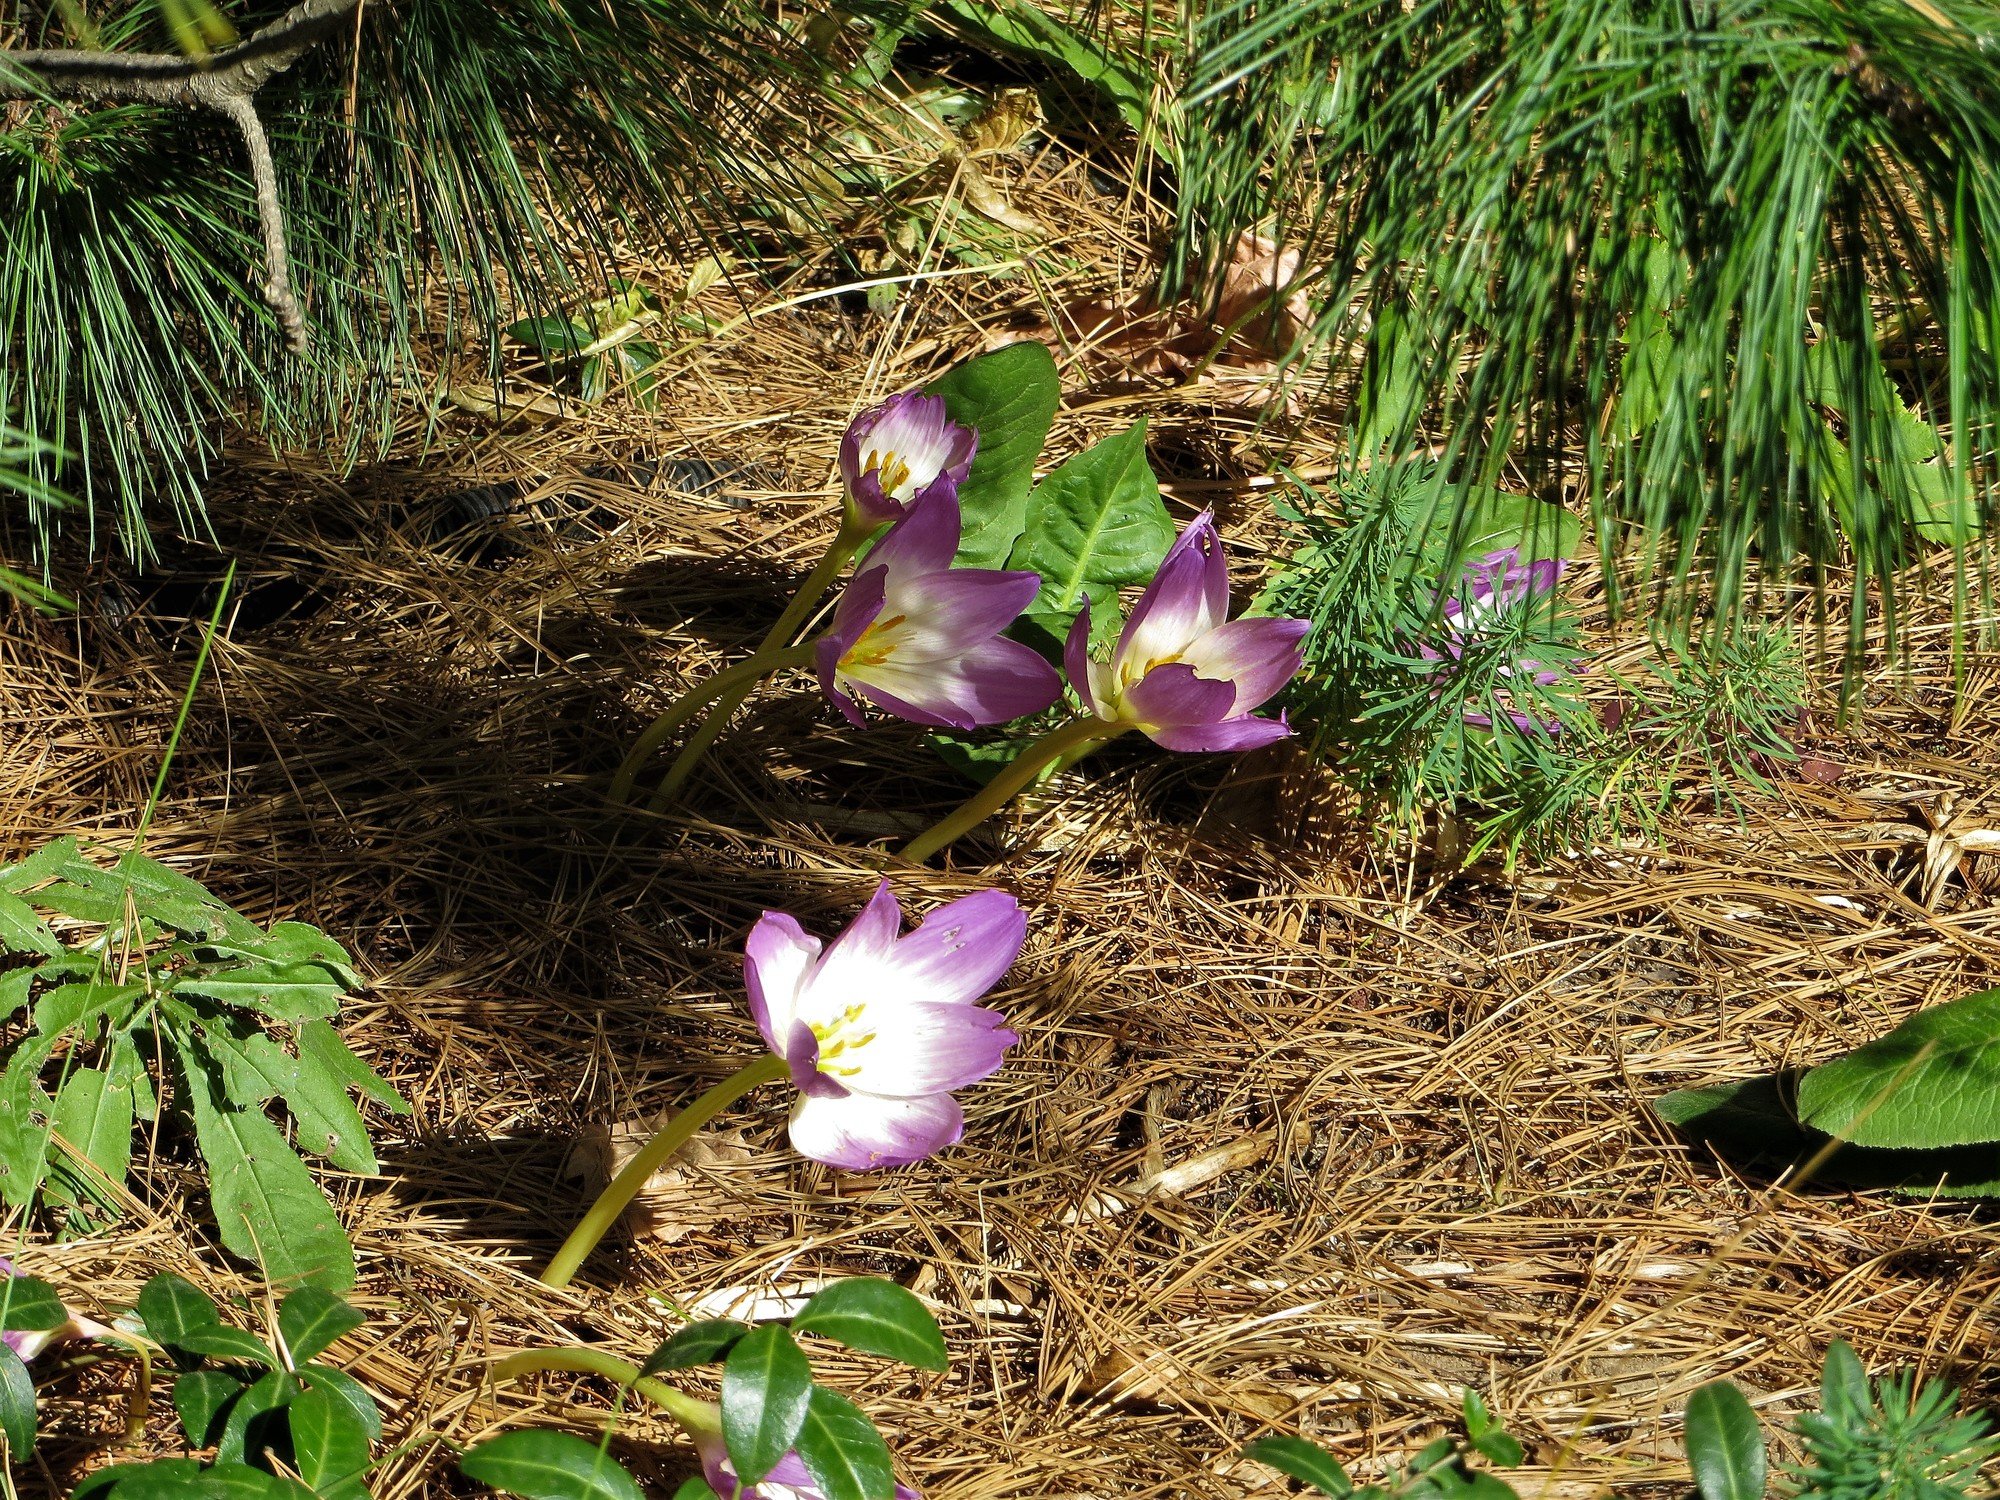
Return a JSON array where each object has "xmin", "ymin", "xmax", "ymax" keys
[
  {"xmin": 0, "ymin": 1258, "xmax": 106, "ymax": 1362},
  {"xmin": 1420, "ymin": 547, "xmax": 1570, "ymax": 733},
  {"xmin": 746, "ymin": 881, "xmax": 1023, "ymax": 1171},
  {"xmin": 815, "ymin": 488, "xmax": 1062, "ymax": 730},
  {"xmin": 839, "ymin": 392, "xmax": 977, "ymax": 530},
  {"xmin": 689, "ymin": 1402, "xmax": 921, "ymax": 1500},
  {"xmin": 1065, "ymin": 512, "xmax": 1309, "ymax": 751}
]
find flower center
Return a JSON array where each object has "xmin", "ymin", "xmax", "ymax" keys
[
  {"xmin": 865, "ymin": 448, "xmax": 913, "ymax": 500},
  {"xmin": 808, "ymin": 1002, "xmax": 876, "ymax": 1077},
  {"xmin": 843, "ymin": 612, "xmax": 907, "ymax": 670}
]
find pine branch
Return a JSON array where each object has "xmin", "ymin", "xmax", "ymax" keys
[{"xmin": 0, "ymin": 0, "xmax": 363, "ymax": 349}]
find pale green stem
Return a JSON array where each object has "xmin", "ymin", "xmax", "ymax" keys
[
  {"xmin": 645, "ymin": 532, "xmax": 865, "ymax": 809},
  {"xmin": 540, "ymin": 1053, "xmax": 791, "ymax": 1288},
  {"xmin": 609, "ymin": 643, "xmax": 813, "ymax": 805},
  {"xmin": 898, "ymin": 718, "xmax": 1126, "ymax": 864},
  {"xmin": 490, "ymin": 1347, "xmax": 713, "ymax": 1435}
]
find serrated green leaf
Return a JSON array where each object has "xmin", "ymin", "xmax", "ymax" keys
[
  {"xmin": 297, "ymin": 1020, "xmax": 410, "ymax": 1117},
  {"xmin": 0, "ymin": 1341, "xmax": 35, "ymax": 1458},
  {"xmin": 220, "ymin": 1033, "xmax": 377, "ymax": 1174},
  {"xmin": 174, "ymin": 1369, "xmax": 244, "ymax": 1447},
  {"xmin": 139, "ymin": 1274, "xmax": 222, "ymax": 1344},
  {"xmin": 0, "ymin": 1033, "xmax": 58, "ymax": 1208},
  {"xmin": 1797, "ymin": 988, "xmax": 2000, "ymax": 1149},
  {"xmin": 0, "ymin": 836, "xmax": 89, "ymax": 894},
  {"xmin": 722, "ymin": 1325, "xmax": 813, "ymax": 1486},
  {"xmin": 1006, "ymin": 422, "xmax": 1174, "ymax": 646},
  {"xmin": 793, "ymin": 1386, "xmax": 894, "ymax": 1500},
  {"xmin": 642, "ymin": 1319, "xmax": 748, "ymax": 1374},
  {"xmin": 926, "ymin": 342, "xmax": 1060, "ymax": 570},
  {"xmin": 1243, "ymin": 1435, "xmax": 1353, "ymax": 1495},
  {"xmin": 290, "ymin": 1382, "xmax": 373, "ymax": 1500},
  {"xmin": 175, "ymin": 963, "xmax": 345, "ymax": 1025},
  {"xmin": 459, "ymin": 1430, "xmax": 648, "ymax": 1500},
  {"xmin": 108, "ymin": 1031, "xmax": 159, "ymax": 1122},
  {"xmin": 279, "ymin": 1286, "xmax": 365, "ymax": 1366},
  {"xmin": 216, "ymin": 1368, "xmax": 296, "ymax": 1468},
  {"xmin": 0, "ymin": 891, "xmax": 58, "ymax": 958},
  {"xmin": 52, "ymin": 1065, "xmax": 134, "ymax": 1219},
  {"xmin": 1684, "ymin": 1380, "xmax": 1765, "ymax": 1500},
  {"xmin": 209, "ymin": 924, "xmax": 360, "ymax": 990},
  {"xmin": 300, "ymin": 1364, "xmax": 382, "ymax": 1444},
  {"xmin": 792, "ymin": 1279, "xmax": 947, "ymax": 1372},
  {"xmin": 34, "ymin": 980, "xmax": 143, "ymax": 1037},
  {"xmin": 0, "ymin": 1273, "xmax": 69, "ymax": 1332}
]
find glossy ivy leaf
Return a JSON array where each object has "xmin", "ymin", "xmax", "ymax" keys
[
  {"xmin": 194, "ymin": 1464, "xmax": 320, "ymax": 1500},
  {"xmin": 279, "ymin": 1286, "xmax": 365, "ymax": 1365},
  {"xmin": 0, "ymin": 1341, "xmax": 33, "ymax": 1458},
  {"xmin": 459, "ymin": 1429, "xmax": 648, "ymax": 1500},
  {"xmin": 1796, "ymin": 988, "xmax": 2000, "ymax": 1149},
  {"xmin": 166, "ymin": 1323, "xmax": 277, "ymax": 1366},
  {"xmin": 300, "ymin": 1364, "xmax": 383, "ymax": 1443},
  {"xmin": 1005, "ymin": 421, "xmax": 1174, "ymax": 648},
  {"xmin": 721, "ymin": 1324, "xmax": 814, "ymax": 1486},
  {"xmin": 926, "ymin": 342, "xmax": 1060, "ymax": 570},
  {"xmin": 1242, "ymin": 1435, "xmax": 1354, "ymax": 1496},
  {"xmin": 793, "ymin": 1386, "xmax": 895, "ymax": 1500},
  {"xmin": 0, "ymin": 1273, "xmax": 67, "ymax": 1333},
  {"xmin": 138, "ymin": 1274, "xmax": 222, "ymax": 1345},
  {"xmin": 1684, "ymin": 1380, "xmax": 1765, "ymax": 1500},
  {"xmin": 290, "ymin": 1382, "xmax": 373, "ymax": 1500},
  {"xmin": 642, "ymin": 1319, "xmax": 748, "ymax": 1374},
  {"xmin": 71, "ymin": 1459, "xmax": 207, "ymax": 1500},
  {"xmin": 174, "ymin": 1368, "xmax": 242, "ymax": 1447},
  {"xmin": 792, "ymin": 1278, "xmax": 948, "ymax": 1372},
  {"xmin": 216, "ymin": 1368, "xmax": 297, "ymax": 1468}
]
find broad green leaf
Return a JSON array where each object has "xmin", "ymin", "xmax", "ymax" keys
[
  {"xmin": 508, "ymin": 317, "xmax": 589, "ymax": 361},
  {"xmin": 34, "ymin": 980, "xmax": 143, "ymax": 1036},
  {"xmin": 793, "ymin": 1386, "xmax": 895, "ymax": 1500},
  {"xmin": 301, "ymin": 1364, "xmax": 383, "ymax": 1443},
  {"xmin": 0, "ymin": 1034, "xmax": 58, "ymax": 1208},
  {"xmin": 927, "ymin": 728, "xmax": 1050, "ymax": 787},
  {"xmin": 1796, "ymin": 988, "xmax": 2000, "ymax": 1148},
  {"xmin": 1820, "ymin": 1340, "xmax": 1869, "ymax": 1419},
  {"xmin": 0, "ymin": 1341, "xmax": 36, "ymax": 1458},
  {"xmin": 298, "ymin": 1019, "xmax": 410, "ymax": 1116},
  {"xmin": 1684, "ymin": 1380, "xmax": 1765, "ymax": 1500},
  {"xmin": 459, "ymin": 1429, "xmax": 648, "ymax": 1500},
  {"xmin": 670, "ymin": 1482, "xmax": 723, "ymax": 1500},
  {"xmin": 1242, "ymin": 1435, "xmax": 1353, "ymax": 1495},
  {"xmin": 175, "ymin": 963, "xmax": 345, "ymax": 1025},
  {"xmin": 173, "ymin": 1369, "xmax": 243, "ymax": 1447},
  {"xmin": 71, "ymin": 1459, "xmax": 206, "ymax": 1500},
  {"xmin": 929, "ymin": 0, "xmax": 1150, "ymax": 132},
  {"xmin": 209, "ymin": 923, "xmax": 360, "ymax": 990},
  {"xmin": 642, "ymin": 1319, "xmax": 748, "ymax": 1374},
  {"xmin": 196, "ymin": 1463, "xmax": 320, "ymax": 1500},
  {"xmin": 290, "ymin": 1382, "xmax": 373, "ymax": 1500},
  {"xmin": 227, "ymin": 1033, "xmax": 377, "ymax": 1173},
  {"xmin": 0, "ymin": 836, "xmax": 91, "ymax": 893},
  {"xmin": 181, "ymin": 1041, "xmax": 356, "ymax": 1290},
  {"xmin": 280, "ymin": 1286, "xmax": 365, "ymax": 1365},
  {"xmin": 721, "ymin": 1324, "xmax": 814, "ymax": 1485},
  {"xmin": 109, "ymin": 1031, "xmax": 159, "ymax": 1121},
  {"xmin": 0, "ymin": 891, "xmax": 58, "ymax": 957},
  {"xmin": 169, "ymin": 1324, "xmax": 277, "ymax": 1366},
  {"xmin": 792, "ymin": 1279, "xmax": 948, "ymax": 1372},
  {"xmin": 51, "ymin": 1065, "xmax": 134, "ymax": 1218},
  {"xmin": 1470, "ymin": 1430, "xmax": 1525, "ymax": 1469},
  {"xmin": 1404, "ymin": 485, "xmax": 1583, "ymax": 577},
  {"xmin": 1006, "ymin": 422, "xmax": 1174, "ymax": 645},
  {"xmin": 216, "ymin": 1369, "xmax": 296, "ymax": 1468},
  {"xmin": 0, "ymin": 1273, "xmax": 68, "ymax": 1332},
  {"xmin": 926, "ymin": 342, "xmax": 1060, "ymax": 570},
  {"xmin": 139, "ymin": 1275, "xmax": 222, "ymax": 1344}
]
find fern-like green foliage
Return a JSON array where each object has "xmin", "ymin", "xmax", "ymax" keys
[
  {"xmin": 1176, "ymin": 0, "xmax": 2000, "ymax": 642},
  {"xmin": 1, "ymin": 0, "xmax": 818, "ymax": 558},
  {"xmin": 1791, "ymin": 1341, "xmax": 1997, "ymax": 1500}
]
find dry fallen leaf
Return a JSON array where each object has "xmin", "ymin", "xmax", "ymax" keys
[{"xmin": 565, "ymin": 1121, "xmax": 757, "ymax": 1243}]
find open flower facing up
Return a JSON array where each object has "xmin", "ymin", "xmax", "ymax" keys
[
  {"xmin": 1421, "ymin": 547, "xmax": 1570, "ymax": 733},
  {"xmin": 839, "ymin": 392, "xmax": 977, "ymax": 531},
  {"xmin": 1065, "ymin": 511, "xmax": 1309, "ymax": 752},
  {"xmin": 746, "ymin": 881, "xmax": 1023, "ymax": 1171},
  {"xmin": 687, "ymin": 1401, "xmax": 921, "ymax": 1500},
  {"xmin": 815, "ymin": 488, "xmax": 1062, "ymax": 730}
]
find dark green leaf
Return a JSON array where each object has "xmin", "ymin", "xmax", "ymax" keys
[
  {"xmin": 792, "ymin": 1279, "xmax": 947, "ymax": 1372},
  {"xmin": 669, "ymin": 1482, "xmax": 722, "ymax": 1500},
  {"xmin": 928, "ymin": 0, "xmax": 1149, "ymax": 131},
  {"xmin": 170, "ymin": 1324, "xmax": 277, "ymax": 1366},
  {"xmin": 0, "ymin": 1341, "xmax": 33, "ymax": 1458},
  {"xmin": 0, "ymin": 837, "xmax": 89, "ymax": 895},
  {"xmin": 926, "ymin": 342, "xmax": 1060, "ymax": 570},
  {"xmin": 642, "ymin": 1320, "xmax": 748, "ymax": 1374},
  {"xmin": 1461, "ymin": 1388, "xmax": 1493, "ymax": 1440},
  {"xmin": 71, "ymin": 1459, "xmax": 206, "ymax": 1500},
  {"xmin": 300, "ymin": 1365, "xmax": 383, "ymax": 1444},
  {"xmin": 927, "ymin": 729, "xmax": 1044, "ymax": 787},
  {"xmin": 1684, "ymin": 1380, "xmax": 1765, "ymax": 1500},
  {"xmin": 139, "ymin": 1275, "xmax": 222, "ymax": 1344},
  {"xmin": 290, "ymin": 1383, "xmax": 373, "ymax": 1500},
  {"xmin": 1470, "ymin": 1430, "xmax": 1525, "ymax": 1469},
  {"xmin": 508, "ymin": 317, "xmax": 590, "ymax": 360},
  {"xmin": 216, "ymin": 1369, "xmax": 296, "ymax": 1468},
  {"xmin": 721, "ymin": 1324, "xmax": 814, "ymax": 1486},
  {"xmin": 1242, "ymin": 1435, "xmax": 1353, "ymax": 1496},
  {"xmin": 1796, "ymin": 988, "xmax": 2000, "ymax": 1149},
  {"xmin": 0, "ymin": 1033, "xmax": 59, "ymax": 1209},
  {"xmin": 211, "ymin": 924, "xmax": 360, "ymax": 990},
  {"xmin": 280, "ymin": 1286, "xmax": 365, "ymax": 1366},
  {"xmin": 197, "ymin": 1463, "xmax": 321, "ymax": 1500},
  {"xmin": 459, "ymin": 1430, "xmax": 647, "ymax": 1500},
  {"xmin": 174, "ymin": 1369, "xmax": 244, "ymax": 1447},
  {"xmin": 0, "ymin": 1273, "xmax": 68, "ymax": 1332},
  {"xmin": 793, "ymin": 1386, "xmax": 895, "ymax": 1500}
]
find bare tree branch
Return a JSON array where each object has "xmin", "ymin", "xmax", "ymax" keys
[{"xmin": 0, "ymin": 0, "xmax": 365, "ymax": 350}]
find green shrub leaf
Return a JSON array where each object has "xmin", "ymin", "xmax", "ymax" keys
[
  {"xmin": 721, "ymin": 1324, "xmax": 814, "ymax": 1485},
  {"xmin": 138, "ymin": 1275, "xmax": 222, "ymax": 1344},
  {"xmin": 289, "ymin": 1383, "xmax": 373, "ymax": 1500},
  {"xmin": 0, "ymin": 1342, "xmax": 34, "ymax": 1458},
  {"xmin": 642, "ymin": 1319, "xmax": 748, "ymax": 1374},
  {"xmin": 1684, "ymin": 1380, "xmax": 1765, "ymax": 1500},
  {"xmin": 793, "ymin": 1386, "xmax": 895, "ymax": 1500},
  {"xmin": 459, "ymin": 1430, "xmax": 648, "ymax": 1500},
  {"xmin": 792, "ymin": 1278, "xmax": 948, "ymax": 1372},
  {"xmin": 0, "ymin": 1273, "xmax": 66, "ymax": 1333},
  {"xmin": 173, "ymin": 1369, "xmax": 243, "ymax": 1448},
  {"xmin": 1796, "ymin": 988, "xmax": 2000, "ymax": 1149},
  {"xmin": 300, "ymin": 1364, "xmax": 383, "ymax": 1444},
  {"xmin": 280, "ymin": 1286, "xmax": 365, "ymax": 1366},
  {"xmin": 1242, "ymin": 1435, "xmax": 1353, "ymax": 1495},
  {"xmin": 927, "ymin": 342, "xmax": 1060, "ymax": 570}
]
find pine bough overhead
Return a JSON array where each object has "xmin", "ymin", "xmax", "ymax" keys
[{"xmin": 1178, "ymin": 0, "xmax": 2000, "ymax": 637}]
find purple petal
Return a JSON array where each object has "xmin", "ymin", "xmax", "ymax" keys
[
  {"xmin": 816, "ymin": 567, "xmax": 887, "ymax": 727},
  {"xmin": 1119, "ymin": 661, "xmax": 1237, "ymax": 730},
  {"xmin": 744, "ymin": 911, "xmax": 823, "ymax": 1058},
  {"xmin": 1179, "ymin": 616, "xmax": 1309, "ymax": 713},
  {"xmin": 1063, "ymin": 606, "xmax": 1109, "ymax": 718},
  {"xmin": 883, "ymin": 567, "xmax": 1043, "ymax": 656},
  {"xmin": 1114, "ymin": 512, "xmax": 1227, "ymax": 674},
  {"xmin": 1147, "ymin": 712, "xmax": 1293, "ymax": 753},
  {"xmin": 787, "ymin": 1089, "xmax": 965, "ymax": 1170},
  {"xmin": 893, "ymin": 888, "xmax": 1027, "ymax": 1007},
  {"xmin": 802, "ymin": 880, "xmax": 904, "ymax": 1003},
  {"xmin": 839, "ymin": 1001, "xmax": 1018, "ymax": 1096},
  {"xmin": 844, "ymin": 637, "xmax": 1062, "ymax": 729},
  {"xmin": 864, "ymin": 486, "xmax": 961, "ymax": 583}
]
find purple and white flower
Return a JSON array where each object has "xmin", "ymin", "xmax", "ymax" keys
[
  {"xmin": 815, "ymin": 488, "xmax": 1062, "ymax": 730},
  {"xmin": 0, "ymin": 1258, "xmax": 106, "ymax": 1362},
  {"xmin": 691, "ymin": 1403, "xmax": 921, "ymax": 1500},
  {"xmin": 1064, "ymin": 511, "xmax": 1309, "ymax": 752},
  {"xmin": 1420, "ymin": 547, "xmax": 1570, "ymax": 733},
  {"xmin": 745, "ymin": 882, "xmax": 1023, "ymax": 1171},
  {"xmin": 839, "ymin": 393, "xmax": 977, "ymax": 531}
]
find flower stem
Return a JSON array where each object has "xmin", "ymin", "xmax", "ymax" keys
[
  {"xmin": 540, "ymin": 1053, "xmax": 791, "ymax": 1288},
  {"xmin": 898, "ymin": 717, "xmax": 1124, "ymax": 864},
  {"xmin": 644, "ymin": 533, "xmax": 863, "ymax": 809},
  {"xmin": 490, "ymin": 1347, "xmax": 712, "ymax": 1435},
  {"xmin": 609, "ymin": 644, "xmax": 814, "ymax": 805}
]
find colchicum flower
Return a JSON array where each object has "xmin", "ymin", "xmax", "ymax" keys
[
  {"xmin": 687, "ymin": 1399, "xmax": 921, "ymax": 1500},
  {"xmin": 0, "ymin": 1259, "xmax": 106, "ymax": 1361},
  {"xmin": 815, "ymin": 488, "xmax": 1062, "ymax": 730},
  {"xmin": 1421, "ymin": 547, "xmax": 1569, "ymax": 732},
  {"xmin": 745, "ymin": 881, "xmax": 1023, "ymax": 1170},
  {"xmin": 1064, "ymin": 511, "xmax": 1309, "ymax": 751},
  {"xmin": 839, "ymin": 392, "xmax": 977, "ymax": 531}
]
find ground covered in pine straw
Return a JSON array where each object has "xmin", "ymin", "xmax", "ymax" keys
[{"xmin": 10, "ymin": 167, "xmax": 2000, "ymax": 1497}]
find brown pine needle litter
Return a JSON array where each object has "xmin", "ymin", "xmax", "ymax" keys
[{"xmin": 7, "ymin": 137, "xmax": 2000, "ymax": 1499}]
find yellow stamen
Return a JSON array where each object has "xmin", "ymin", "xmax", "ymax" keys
[
  {"xmin": 866, "ymin": 448, "xmax": 913, "ymax": 499},
  {"xmin": 809, "ymin": 1003, "xmax": 876, "ymax": 1077},
  {"xmin": 843, "ymin": 612, "xmax": 908, "ymax": 670}
]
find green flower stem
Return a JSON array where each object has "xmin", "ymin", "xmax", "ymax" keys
[
  {"xmin": 540, "ymin": 1053, "xmax": 791, "ymax": 1288},
  {"xmin": 609, "ymin": 643, "xmax": 814, "ymax": 805},
  {"xmin": 898, "ymin": 717, "xmax": 1125, "ymax": 864},
  {"xmin": 644, "ymin": 531, "xmax": 865, "ymax": 809},
  {"xmin": 490, "ymin": 1346, "xmax": 712, "ymax": 1435}
]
